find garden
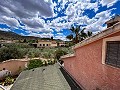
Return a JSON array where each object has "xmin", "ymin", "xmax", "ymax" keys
[{"xmin": 0, "ymin": 43, "xmax": 73, "ymax": 87}]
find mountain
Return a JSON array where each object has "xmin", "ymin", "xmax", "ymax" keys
[
  {"xmin": 0, "ymin": 30, "xmax": 63, "ymax": 41},
  {"xmin": 0, "ymin": 30, "xmax": 41, "ymax": 40}
]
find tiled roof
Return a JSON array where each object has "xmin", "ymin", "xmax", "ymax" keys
[{"xmin": 11, "ymin": 64, "xmax": 70, "ymax": 90}]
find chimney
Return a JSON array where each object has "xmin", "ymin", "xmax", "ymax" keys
[{"xmin": 105, "ymin": 15, "xmax": 120, "ymax": 28}]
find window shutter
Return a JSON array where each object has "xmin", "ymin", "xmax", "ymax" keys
[{"xmin": 105, "ymin": 41, "xmax": 120, "ymax": 68}]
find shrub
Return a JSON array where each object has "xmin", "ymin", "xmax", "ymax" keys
[
  {"xmin": 28, "ymin": 48, "xmax": 41, "ymax": 58},
  {"xmin": 4, "ymin": 43, "xmax": 32, "ymax": 48},
  {"xmin": 47, "ymin": 60, "xmax": 54, "ymax": 65},
  {"xmin": 42, "ymin": 52, "xmax": 52, "ymax": 59},
  {"xmin": 0, "ymin": 47, "xmax": 24, "ymax": 62},
  {"xmin": 4, "ymin": 76, "xmax": 14, "ymax": 86},
  {"xmin": 55, "ymin": 49, "xmax": 68, "ymax": 60},
  {"xmin": 27, "ymin": 59, "xmax": 43, "ymax": 70},
  {"xmin": 44, "ymin": 61, "xmax": 48, "ymax": 66}
]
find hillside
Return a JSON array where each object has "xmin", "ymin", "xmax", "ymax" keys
[
  {"xmin": 0, "ymin": 30, "xmax": 41, "ymax": 40},
  {"xmin": 0, "ymin": 30, "xmax": 63, "ymax": 41}
]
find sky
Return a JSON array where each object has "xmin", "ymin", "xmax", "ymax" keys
[{"xmin": 0, "ymin": 0, "xmax": 120, "ymax": 40}]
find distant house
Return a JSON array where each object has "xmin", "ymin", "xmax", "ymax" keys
[
  {"xmin": 61, "ymin": 16, "xmax": 120, "ymax": 90},
  {"xmin": 0, "ymin": 40, "xmax": 15, "ymax": 44},
  {"xmin": 32, "ymin": 40, "xmax": 66, "ymax": 48},
  {"xmin": 58, "ymin": 41, "xmax": 66, "ymax": 47}
]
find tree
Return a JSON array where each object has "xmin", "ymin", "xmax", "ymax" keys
[
  {"xmin": 66, "ymin": 25, "xmax": 92, "ymax": 44},
  {"xmin": 23, "ymin": 39, "xmax": 27, "ymax": 43},
  {"xmin": 55, "ymin": 49, "xmax": 67, "ymax": 60},
  {"xmin": 51, "ymin": 36, "xmax": 53, "ymax": 40},
  {"xmin": 0, "ymin": 47, "xmax": 24, "ymax": 62}
]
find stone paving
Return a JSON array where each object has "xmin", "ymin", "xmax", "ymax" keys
[{"xmin": 11, "ymin": 64, "xmax": 70, "ymax": 90}]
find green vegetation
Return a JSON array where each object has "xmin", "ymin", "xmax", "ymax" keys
[
  {"xmin": 55, "ymin": 49, "xmax": 68, "ymax": 60},
  {"xmin": 0, "ymin": 42, "xmax": 73, "ymax": 62},
  {"xmin": 4, "ymin": 76, "xmax": 14, "ymax": 86},
  {"xmin": 0, "ymin": 47, "xmax": 25, "ymax": 62},
  {"xmin": 27, "ymin": 59, "xmax": 43, "ymax": 70},
  {"xmin": 27, "ymin": 59, "xmax": 56, "ymax": 70},
  {"xmin": 0, "ymin": 75, "xmax": 18, "ymax": 86},
  {"xmin": 4, "ymin": 43, "xmax": 33, "ymax": 48},
  {"xmin": 66, "ymin": 25, "xmax": 92, "ymax": 44},
  {"xmin": 27, "ymin": 48, "xmax": 41, "ymax": 58}
]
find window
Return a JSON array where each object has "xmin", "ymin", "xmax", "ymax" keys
[
  {"xmin": 40, "ymin": 44, "xmax": 42, "ymax": 46},
  {"xmin": 105, "ymin": 41, "xmax": 120, "ymax": 68},
  {"xmin": 43, "ymin": 44, "xmax": 45, "ymax": 46},
  {"xmin": 46, "ymin": 44, "xmax": 48, "ymax": 46}
]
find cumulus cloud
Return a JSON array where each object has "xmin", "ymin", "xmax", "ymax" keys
[
  {"xmin": 0, "ymin": 0, "xmax": 53, "ymax": 18},
  {"xmin": 0, "ymin": 0, "xmax": 54, "ymax": 35},
  {"xmin": 54, "ymin": 33, "xmax": 67, "ymax": 41},
  {"xmin": 21, "ymin": 18, "xmax": 44, "ymax": 28},
  {"xmin": 85, "ymin": 9, "xmax": 113, "ymax": 32},
  {"xmin": 26, "ymin": 32, "xmax": 54, "ymax": 38},
  {"xmin": 0, "ymin": 16, "xmax": 20, "ymax": 28},
  {"xmin": 100, "ymin": 0, "xmax": 119, "ymax": 7},
  {"xmin": 0, "ymin": 28, "xmax": 11, "ymax": 32}
]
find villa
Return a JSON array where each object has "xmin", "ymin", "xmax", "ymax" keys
[{"xmin": 32, "ymin": 40, "xmax": 66, "ymax": 48}]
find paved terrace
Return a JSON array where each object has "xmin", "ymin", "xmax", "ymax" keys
[{"xmin": 11, "ymin": 64, "xmax": 71, "ymax": 90}]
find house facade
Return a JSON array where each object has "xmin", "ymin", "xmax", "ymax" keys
[
  {"xmin": 32, "ymin": 40, "xmax": 66, "ymax": 48},
  {"xmin": 34, "ymin": 40, "xmax": 57, "ymax": 48},
  {"xmin": 0, "ymin": 40, "xmax": 15, "ymax": 43},
  {"xmin": 58, "ymin": 41, "xmax": 66, "ymax": 47},
  {"xmin": 61, "ymin": 16, "xmax": 120, "ymax": 90}
]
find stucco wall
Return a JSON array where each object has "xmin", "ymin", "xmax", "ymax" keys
[
  {"xmin": 63, "ymin": 31, "xmax": 120, "ymax": 90},
  {"xmin": 0, "ymin": 60, "xmax": 28, "ymax": 76},
  {"xmin": 37, "ymin": 41, "xmax": 51, "ymax": 47}
]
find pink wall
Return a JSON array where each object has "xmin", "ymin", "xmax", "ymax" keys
[
  {"xmin": 63, "ymin": 32, "xmax": 120, "ymax": 90},
  {"xmin": 0, "ymin": 60, "xmax": 28, "ymax": 76}
]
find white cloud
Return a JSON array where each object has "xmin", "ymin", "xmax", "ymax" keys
[
  {"xmin": 21, "ymin": 18, "xmax": 44, "ymax": 28},
  {"xmin": 100, "ymin": 0, "xmax": 119, "ymax": 8},
  {"xmin": 0, "ymin": 28, "xmax": 11, "ymax": 32},
  {"xmin": 0, "ymin": 16, "xmax": 20, "ymax": 28},
  {"xmin": 54, "ymin": 33, "xmax": 67, "ymax": 41},
  {"xmin": 85, "ymin": 10, "xmax": 113, "ymax": 32},
  {"xmin": 0, "ymin": 0, "xmax": 54, "ymax": 33},
  {"xmin": 26, "ymin": 32, "xmax": 54, "ymax": 38},
  {"xmin": 0, "ymin": 0, "xmax": 53, "ymax": 18}
]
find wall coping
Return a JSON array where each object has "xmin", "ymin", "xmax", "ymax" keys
[
  {"xmin": 72, "ymin": 22, "xmax": 120, "ymax": 49},
  {"xmin": 0, "ymin": 57, "xmax": 50, "ymax": 64},
  {"xmin": 61, "ymin": 53, "xmax": 75, "ymax": 59},
  {"xmin": 0, "ymin": 58, "xmax": 30, "ymax": 64}
]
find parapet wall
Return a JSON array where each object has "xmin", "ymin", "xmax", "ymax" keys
[{"xmin": 0, "ymin": 59, "xmax": 28, "ymax": 76}]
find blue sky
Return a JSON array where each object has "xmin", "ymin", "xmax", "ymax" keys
[{"xmin": 0, "ymin": 0, "xmax": 120, "ymax": 40}]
